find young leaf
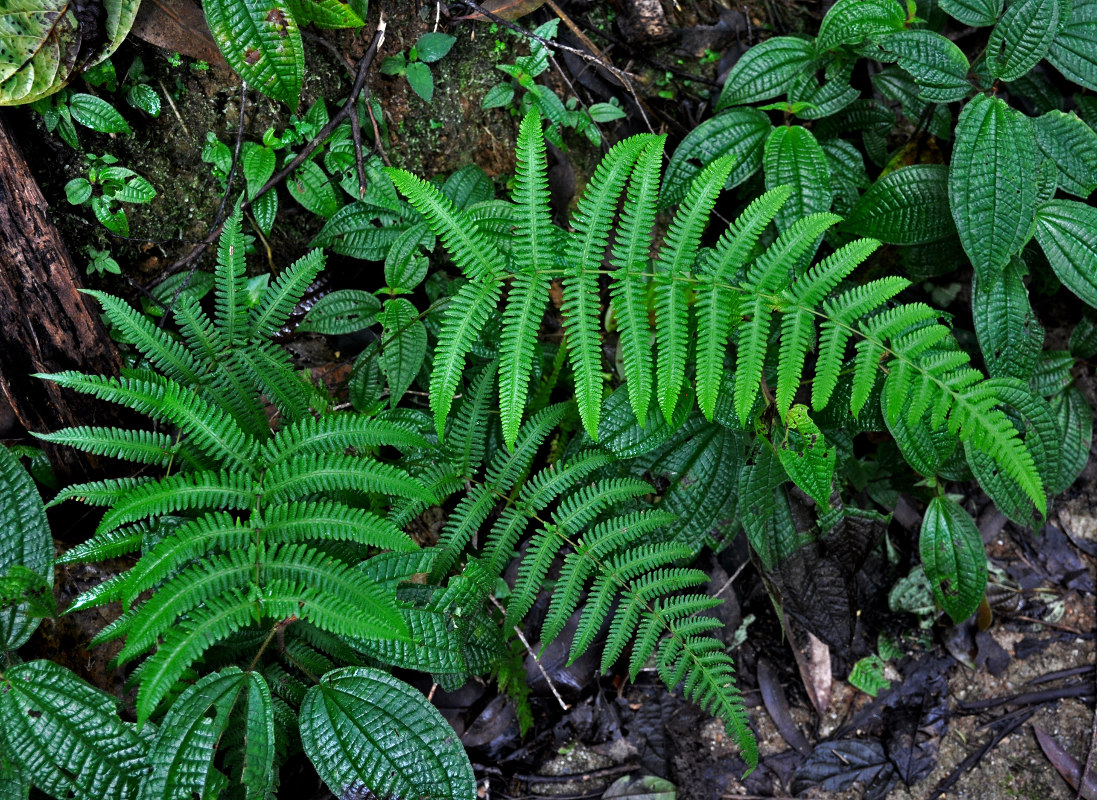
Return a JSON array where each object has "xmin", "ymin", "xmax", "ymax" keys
[
  {"xmin": 715, "ymin": 37, "xmax": 815, "ymax": 109},
  {"xmin": 1033, "ymin": 200, "xmax": 1097, "ymax": 310},
  {"xmin": 949, "ymin": 94, "xmax": 1039, "ymax": 282},
  {"xmin": 986, "ymin": 0, "xmax": 1060, "ymax": 81},
  {"xmin": 920, "ymin": 496, "xmax": 987, "ymax": 623},
  {"xmin": 415, "ymin": 32, "xmax": 456, "ymax": 63},
  {"xmin": 69, "ymin": 93, "xmax": 131, "ymax": 134},
  {"xmin": 300, "ymin": 667, "xmax": 475, "ymax": 800},
  {"xmin": 406, "ymin": 61, "xmax": 434, "ymax": 102},
  {"xmin": 204, "ymin": 0, "xmax": 304, "ymax": 108},
  {"xmin": 763, "ymin": 125, "xmax": 832, "ymax": 231}
]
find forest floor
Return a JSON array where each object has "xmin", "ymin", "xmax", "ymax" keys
[{"xmin": 1, "ymin": 0, "xmax": 1094, "ymax": 798}]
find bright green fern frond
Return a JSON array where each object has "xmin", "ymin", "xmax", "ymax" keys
[
  {"xmin": 786, "ymin": 238, "xmax": 881, "ymax": 308},
  {"xmin": 552, "ymin": 477, "xmax": 653, "ymax": 536},
  {"xmin": 504, "ymin": 530, "xmax": 560, "ymax": 629},
  {"xmin": 430, "ymin": 278, "xmax": 503, "ymax": 438},
  {"xmin": 36, "ymin": 371, "xmax": 260, "ymax": 472},
  {"xmin": 564, "ymin": 135, "xmax": 651, "ymax": 437},
  {"xmin": 57, "ymin": 526, "xmax": 143, "ymax": 565},
  {"xmin": 653, "ymin": 154, "xmax": 738, "ymax": 421},
  {"xmin": 250, "ymin": 248, "xmax": 326, "ymax": 340},
  {"xmin": 120, "ymin": 548, "xmax": 257, "ymax": 663},
  {"xmin": 35, "ymin": 426, "xmax": 176, "ymax": 466},
  {"xmin": 704, "ymin": 186, "xmax": 793, "ymax": 281},
  {"xmin": 610, "ymin": 136, "xmax": 666, "ymax": 422},
  {"xmin": 262, "ymin": 500, "xmax": 416, "ymax": 552},
  {"xmin": 733, "ymin": 295, "xmax": 775, "ymax": 426},
  {"xmin": 264, "ymin": 414, "xmax": 429, "ymax": 464},
  {"xmin": 96, "ymin": 471, "xmax": 257, "ymax": 536},
  {"xmin": 483, "ymin": 403, "xmax": 569, "ymax": 489},
  {"xmin": 386, "ymin": 168, "xmax": 507, "ymax": 280},
  {"xmin": 122, "ymin": 513, "xmax": 253, "ymax": 606},
  {"xmin": 743, "ymin": 212, "xmax": 842, "ymax": 291},
  {"xmin": 444, "ymin": 360, "xmax": 496, "ymax": 476},
  {"xmin": 500, "ymin": 271, "xmax": 550, "ymax": 449},
  {"xmin": 48, "ymin": 476, "xmax": 152, "ymax": 508},
  {"xmin": 264, "ymin": 452, "xmax": 434, "ymax": 505},
  {"xmin": 233, "ymin": 341, "xmax": 318, "ymax": 423},
  {"xmin": 512, "ymin": 108, "xmax": 556, "ymax": 277},
  {"xmin": 214, "ymin": 209, "xmax": 250, "ymax": 344},
  {"xmin": 172, "ymin": 292, "xmax": 226, "ymax": 363},
  {"xmin": 83, "ymin": 289, "xmax": 202, "ymax": 384}
]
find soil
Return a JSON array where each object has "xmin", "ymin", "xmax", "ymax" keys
[{"xmin": 2, "ymin": 1, "xmax": 1095, "ymax": 799}]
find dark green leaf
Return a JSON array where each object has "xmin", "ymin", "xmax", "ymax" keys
[
  {"xmin": 298, "ymin": 289, "xmax": 381, "ymax": 334},
  {"xmin": 869, "ymin": 29, "xmax": 971, "ymax": 102},
  {"xmin": 416, "ymin": 32, "xmax": 456, "ymax": 63},
  {"xmin": 843, "ymin": 164, "xmax": 953, "ymax": 244},
  {"xmin": 1047, "ymin": 0, "xmax": 1097, "ymax": 90},
  {"xmin": 661, "ymin": 109, "xmax": 770, "ymax": 208},
  {"xmin": 406, "ymin": 61, "xmax": 434, "ymax": 102},
  {"xmin": 69, "ymin": 93, "xmax": 131, "ymax": 133},
  {"xmin": 940, "ymin": 0, "xmax": 1002, "ymax": 26},
  {"xmin": 986, "ymin": 0, "xmax": 1060, "ymax": 81},
  {"xmin": 715, "ymin": 37, "xmax": 815, "ymax": 109},
  {"xmin": 763, "ymin": 124, "xmax": 832, "ymax": 230},
  {"xmin": 920, "ymin": 495, "xmax": 986, "ymax": 623},
  {"xmin": 817, "ymin": 0, "xmax": 907, "ymax": 51},
  {"xmin": 379, "ymin": 298, "xmax": 427, "ymax": 405},
  {"xmin": 1049, "ymin": 384, "xmax": 1092, "ymax": 493},
  {"xmin": 1034, "ymin": 200, "xmax": 1097, "ymax": 309},
  {"xmin": 1032, "ymin": 111, "xmax": 1097, "ymax": 197},
  {"xmin": 972, "ymin": 256, "xmax": 1043, "ymax": 381},
  {"xmin": 204, "ymin": 0, "xmax": 304, "ymax": 108}
]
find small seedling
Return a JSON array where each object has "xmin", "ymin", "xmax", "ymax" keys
[
  {"xmin": 380, "ymin": 32, "xmax": 457, "ymax": 102},
  {"xmin": 64, "ymin": 154, "xmax": 156, "ymax": 237},
  {"xmin": 83, "ymin": 245, "xmax": 121, "ymax": 276}
]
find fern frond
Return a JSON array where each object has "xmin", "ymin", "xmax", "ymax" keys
[
  {"xmin": 654, "ymin": 154, "xmax": 738, "ymax": 422},
  {"xmin": 499, "ymin": 272, "xmax": 550, "ymax": 449},
  {"xmin": 250, "ymin": 248, "xmax": 326, "ymax": 340},
  {"xmin": 48, "ymin": 476, "xmax": 153, "ymax": 508},
  {"xmin": 57, "ymin": 527, "xmax": 144, "ymax": 564},
  {"xmin": 564, "ymin": 135, "xmax": 651, "ymax": 437},
  {"xmin": 233, "ymin": 341, "xmax": 318, "ymax": 423},
  {"xmin": 214, "ymin": 210, "xmax": 250, "ymax": 345},
  {"xmin": 36, "ymin": 371, "xmax": 260, "ymax": 472},
  {"xmin": 34, "ymin": 426, "xmax": 177, "ymax": 466},
  {"xmin": 96, "ymin": 471, "xmax": 257, "ymax": 536},
  {"xmin": 263, "ymin": 414, "xmax": 429, "ymax": 464},
  {"xmin": 121, "ymin": 513, "xmax": 254, "ymax": 605},
  {"xmin": 386, "ymin": 168, "xmax": 507, "ymax": 280},
  {"xmin": 609, "ymin": 136, "xmax": 666, "ymax": 423},
  {"xmin": 261, "ymin": 500, "xmax": 416, "ymax": 552},
  {"xmin": 733, "ymin": 294, "xmax": 775, "ymax": 426},
  {"xmin": 444, "ymin": 360, "xmax": 496, "ymax": 476},
  {"xmin": 430, "ymin": 278, "xmax": 503, "ymax": 438},
  {"xmin": 172, "ymin": 291, "xmax": 225, "ymax": 363},
  {"xmin": 512, "ymin": 109, "xmax": 557, "ymax": 277},
  {"xmin": 264, "ymin": 452, "xmax": 434, "ymax": 505},
  {"xmin": 695, "ymin": 186, "xmax": 791, "ymax": 420},
  {"xmin": 83, "ymin": 289, "xmax": 202, "ymax": 384}
]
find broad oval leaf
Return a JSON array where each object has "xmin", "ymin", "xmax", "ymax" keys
[
  {"xmin": 986, "ymin": 0, "xmax": 1060, "ymax": 81},
  {"xmin": 69, "ymin": 92, "xmax": 131, "ymax": 133},
  {"xmin": 1032, "ymin": 110, "xmax": 1097, "ymax": 197},
  {"xmin": 843, "ymin": 164, "xmax": 954, "ymax": 244},
  {"xmin": 1049, "ymin": 384, "xmax": 1093, "ymax": 493},
  {"xmin": 763, "ymin": 125, "xmax": 832, "ymax": 231},
  {"xmin": 138, "ymin": 668, "xmax": 248, "ymax": 800},
  {"xmin": 972, "ymin": 256, "xmax": 1044, "ymax": 381},
  {"xmin": 1033, "ymin": 199, "xmax": 1097, "ymax": 310},
  {"xmin": 204, "ymin": 0, "xmax": 304, "ymax": 109},
  {"xmin": 0, "ymin": 660, "xmax": 147, "ymax": 800},
  {"xmin": 300, "ymin": 667, "xmax": 475, "ymax": 800},
  {"xmin": 298, "ymin": 289, "xmax": 381, "ymax": 334},
  {"xmin": 949, "ymin": 93, "xmax": 1039, "ymax": 283},
  {"xmin": 715, "ymin": 37, "xmax": 815, "ymax": 109},
  {"xmin": 816, "ymin": 0, "xmax": 907, "ymax": 51},
  {"xmin": 869, "ymin": 29, "xmax": 971, "ymax": 102},
  {"xmin": 940, "ymin": 0, "xmax": 1003, "ymax": 26},
  {"xmin": 0, "ymin": 444, "xmax": 52, "ymax": 650},
  {"xmin": 920, "ymin": 496, "xmax": 987, "ymax": 623},
  {"xmin": 660, "ymin": 108, "xmax": 770, "ymax": 208},
  {"xmin": 379, "ymin": 297, "xmax": 427, "ymax": 406},
  {"xmin": 1047, "ymin": 0, "xmax": 1097, "ymax": 90}
]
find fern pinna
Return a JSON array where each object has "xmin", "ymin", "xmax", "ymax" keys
[{"xmin": 31, "ymin": 209, "xmax": 470, "ymax": 795}]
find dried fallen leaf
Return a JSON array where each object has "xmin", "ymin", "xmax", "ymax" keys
[
  {"xmin": 457, "ymin": 0, "xmax": 547, "ymax": 22},
  {"xmin": 130, "ymin": 0, "xmax": 229, "ymax": 68}
]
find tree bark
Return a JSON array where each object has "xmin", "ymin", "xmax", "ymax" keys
[{"xmin": 0, "ymin": 111, "xmax": 131, "ymax": 484}]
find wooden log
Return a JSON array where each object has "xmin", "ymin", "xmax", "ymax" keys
[{"xmin": 0, "ymin": 111, "xmax": 132, "ymax": 485}]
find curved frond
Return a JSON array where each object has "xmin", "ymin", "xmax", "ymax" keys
[
  {"xmin": 264, "ymin": 452, "xmax": 433, "ymax": 505},
  {"xmin": 34, "ymin": 426, "xmax": 177, "ymax": 467}
]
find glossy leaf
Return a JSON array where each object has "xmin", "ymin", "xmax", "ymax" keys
[
  {"xmin": 0, "ymin": 444, "xmax": 53, "ymax": 650},
  {"xmin": 949, "ymin": 94, "xmax": 1039, "ymax": 282},
  {"xmin": 1049, "ymin": 385, "xmax": 1092, "ymax": 493},
  {"xmin": 379, "ymin": 297, "xmax": 427, "ymax": 406},
  {"xmin": 940, "ymin": 0, "xmax": 1003, "ymax": 26},
  {"xmin": 986, "ymin": 0, "xmax": 1060, "ymax": 81},
  {"xmin": 660, "ymin": 108, "xmax": 770, "ymax": 208},
  {"xmin": 204, "ymin": 0, "xmax": 304, "ymax": 109},
  {"xmin": 1034, "ymin": 200, "xmax": 1097, "ymax": 309},
  {"xmin": 817, "ymin": 0, "xmax": 907, "ymax": 50},
  {"xmin": 920, "ymin": 496, "xmax": 987, "ymax": 623},
  {"xmin": 870, "ymin": 29, "xmax": 971, "ymax": 102},
  {"xmin": 1032, "ymin": 110, "xmax": 1097, "ymax": 197},
  {"xmin": 764, "ymin": 125, "xmax": 831, "ymax": 231},
  {"xmin": 300, "ymin": 667, "xmax": 475, "ymax": 800},
  {"xmin": 972, "ymin": 256, "xmax": 1043, "ymax": 381},
  {"xmin": 715, "ymin": 37, "xmax": 814, "ymax": 109},
  {"xmin": 1047, "ymin": 0, "xmax": 1097, "ymax": 90},
  {"xmin": 69, "ymin": 93, "xmax": 130, "ymax": 133},
  {"xmin": 843, "ymin": 164, "xmax": 954, "ymax": 244}
]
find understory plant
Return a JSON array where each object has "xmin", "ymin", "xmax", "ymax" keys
[{"xmin": 0, "ymin": 28, "xmax": 1090, "ymax": 797}]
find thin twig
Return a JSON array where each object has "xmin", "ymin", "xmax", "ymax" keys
[
  {"xmin": 162, "ymin": 18, "xmax": 388, "ymax": 280},
  {"xmin": 514, "ymin": 763, "xmax": 638, "ymax": 784},
  {"xmin": 488, "ymin": 595, "xmax": 570, "ymax": 712},
  {"xmin": 157, "ymin": 78, "xmax": 190, "ymax": 136}
]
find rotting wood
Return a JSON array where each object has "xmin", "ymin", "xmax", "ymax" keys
[{"xmin": 0, "ymin": 111, "xmax": 133, "ymax": 486}]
